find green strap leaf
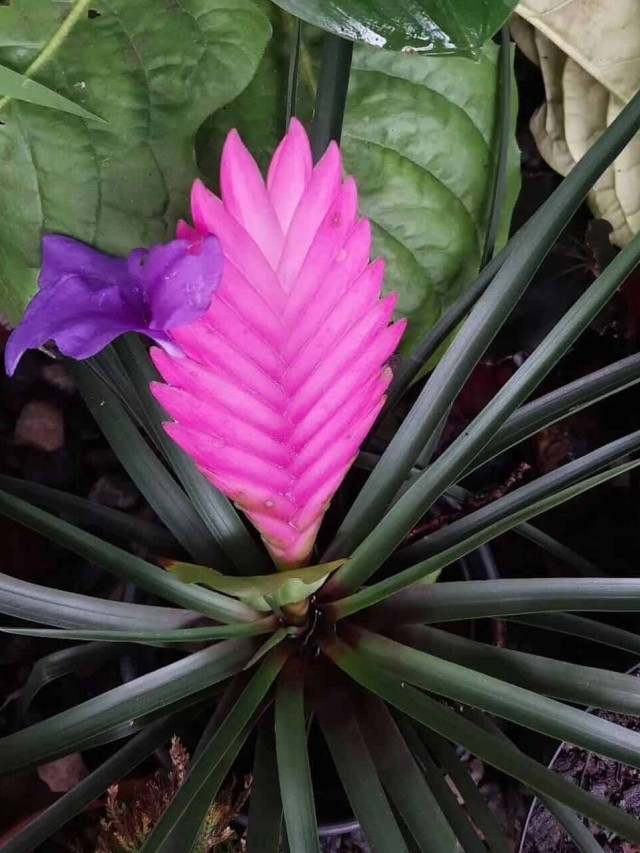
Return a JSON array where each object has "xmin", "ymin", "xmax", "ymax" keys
[
  {"xmin": 0, "ymin": 571, "xmax": 198, "ymax": 631},
  {"xmin": 394, "ymin": 624, "xmax": 640, "ymax": 717},
  {"xmin": 275, "ymin": 664, "xmax": 320, "ymax": 853},
  {"xmin": 0, "ymin": 474, "xmax": 180, "ymax": 556},
  {"xmin": 2, "ymin": 618, "xmax": 277, "ymax": 646},
  {"xmin": 324, "ymin": 86, "xmax": 640, "ymax": 582},
  {"xmin": 73, "ymin": 363, "xmax": 227, "ymax": 570},
  {"xmin": 1, "ymin": 713, "xmax": 179, "ymax": 853},
  {"xmin": 332, "ymin": 458, "xmax": 640, "ymax": 618},
  {"xmin": 15, "ymin": 642, "xmax": 125, "ymax": 722},
  {"xmin": 323, "ymin": 638, "xmax": 640, "ymax": 846},
  {"xmin": 0, "ymin": 636, "xmax": 256, "ymax": 776},
  {"xmin": 347, "ymin": 627, "xmax": 640, "ymax": 773},
  {"xmin": 394, "ymin": 718, "xmax": 485, "ymax": 853},
  {"xmin": 115, "ymin": 335, "xmax": 270, "ymax": 575},
  {"xmin": 140, "ymin": 647, "xmax": 290, "ymax": 852},
  {"xmin": 247, "ymin": 710, "xmax": 284, "ymax": 853},
  {"xmin": 511, "ymin": 612, "xmax": 640, "ymax": 658},
  {"xmin": 416, "ymin": 726, "xmax": 511, "ymax": 853},
  {"xmin": 168, "ymin": 559, "xmax": 346, "ymax": 610},
  {"xmin": 0, "ymin": 488, "xmax": 258, "ymax": 624},
  {"xmin": 313, "ymin": 671, "xmax": 410, "ymax": 853},
  {"xmin": 358, "ymin": 695, "xmax": 462, "ymax": 853},
  {"xmin": 366, "ymin": 577, "xmax": 640, "ymax": 629}
]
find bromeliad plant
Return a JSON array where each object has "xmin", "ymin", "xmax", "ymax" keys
[{"xmin": 6, "ymin": 23, "xmax": 640, "ymax": 853}]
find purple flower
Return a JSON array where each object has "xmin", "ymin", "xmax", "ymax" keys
[{"xmin": 4, "ymin": 234, "xmax": 223, "ymax": 376}]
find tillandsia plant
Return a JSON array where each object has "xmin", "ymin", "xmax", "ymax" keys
[{"xmin": 5, "ymin": 3, "xmax": 640, "ymax": 853}]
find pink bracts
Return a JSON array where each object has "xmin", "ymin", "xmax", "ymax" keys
[{"xmin": 151, "ymin": 120, "xmax": 406, "ymax": 570}]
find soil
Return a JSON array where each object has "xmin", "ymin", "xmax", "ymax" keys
[{"xmin": 521, "ymin": 673, "xmax": 640, "ymax": 853}]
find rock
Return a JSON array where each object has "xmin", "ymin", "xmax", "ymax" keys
[
  {"xmin": 14, "ymin": 401, "xmax": 64, "ymax": 452},
  {"xmin": 89, "ymin": 473, "xmax": 139, "ymax": 510},
  {"xmin": 41, "ymin": 363, "xmax": 76, "ymax": 394},
  {"xmin": 38, "ymin": 753, "xmax": 88, "ymax": 793}
]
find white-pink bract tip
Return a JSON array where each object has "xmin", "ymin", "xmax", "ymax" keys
[{"xmin": 151, "ymin": 119, "xmax": 406, "ymax": 569}]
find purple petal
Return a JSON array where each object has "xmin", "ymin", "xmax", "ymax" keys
[
  {"xmin": 4, "ymin": 275, "xmax": 140, "ymax": 375},
  {"xmin": 39, "ymin": 235, "xmax": 128, "ymax": 291},
  {"xmin": 140, "ymin": 236, "xmax": 223, "ymax": 331},
  {"xmin": 4, "ymin": 234, "xmax": 222, "ymax": 377}
]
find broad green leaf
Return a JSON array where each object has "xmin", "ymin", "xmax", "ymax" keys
[
  {"xmin": 268, "ymin": 0, "xmax": 519, "ymax": 53},
  {"xmin": 342, "ymin": 41, "xmax": 520, "ymax": 357},
  {"xmin": 167, "ymin": 559, "xmax": 346, "ymax": 610},
  {"xmin": 0, "ymin": 62, "xmax": 103, "ymax": 121},
  {"xmin": 0, "ymin": 0, "xmax": 271, "ymax": 324}
]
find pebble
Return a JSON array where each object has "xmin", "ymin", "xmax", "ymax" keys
[
  {"xmin": 89, "ymin": 473, "xmax": 139, "ymax": 510},
  {"xmin": 41, "ymin": 362, "xmax": 76, "ymax": 394},
  {"xmin": 14, "ymin": 400, "xmax": 64, "ymax": 452}
]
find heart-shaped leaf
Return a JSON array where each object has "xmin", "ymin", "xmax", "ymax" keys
[
  {"xmin": 166, "ymin": 559, "xmax": 347, "ymax": 610},
  {"xmin": 342, "ymin": 42, "xmax": 521, "ymax": 357},
  {"xmin": 0, "ymin": 0, "xmax": 271, "ymax": 324},
  {"xmin": 202, "ymin": 39, "xmax": 520, "ymax": 364},
  {"xmin": 268, "ymin": 0, "xmax": 519, "ymax": 53}
]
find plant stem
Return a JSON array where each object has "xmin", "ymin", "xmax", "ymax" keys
[
  {"xmin": 0, "ymin": 0, "xmax": 92, "ymax": 114},
  {"xmin": 310, "ymin": 34, "xmax": 353, "ymax": 161}
]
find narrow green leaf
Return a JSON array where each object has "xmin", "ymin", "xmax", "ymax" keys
[
  {"xmin": 310, "ymin": 34, "xmax": 353, "ymax": 161},
  {"xmin": 0, "ymin": 637, "xmax": 256, "ymax": 776},
  {"xmin": 417, "ymin": 727, "xmax": 511, "ymax": 853},
  {"xmin": 73, "ymin": 363, "xmax": 226, "ymax": 569},
  {"xmin": 16, "ymin": 642, "xmax": 125, "ymax": 722},
  {"xmin": 0, "ymin": 61, "xmax": 103, "ymax": 121},
  {"xmin": 140, "ymin": 648, "xmax": 290, "ymax": 852},
  {"xmin": 365, "ymin": 578, "xmax": 640, "ymax": 630},
  {"xmin": 2, "ymin": 618, "xmax": 277, "ymax": 646},
  {"xmin": 243, "ymin": 628, "xmax": 290, "ymax": 670},
  {"xmin": 1, "ymin": 713, "xmax": 179, "ymax": 853},
  {"xmin": 394, "ymin": 718, "xmax": 484, "ymax": 853},
  {"xmin": 480, "ymin": 26, "xmax": 512, "ymax": 268},
  {"xmin": 510, "ymin": 612, "xmax": 640, "ymax": 659},
  {"xmin": 0, "ymin": 488, "xmax": 258, "ymax": 624},
  {"xmin": 0, "ymin": 571, "xmax": 198, "ymax": 631},
  {"xmin": 276, "ymin": 664, "xmax": 320, "ymax": 853},
  {"xmin": 331, "ymin": 458, "xmax": 640, "ymax": 618},
  {"xmin": 358, "ymin": 695, "xmax": 461, "ymax": 853},
  {"xmin": 382, "ymin": 248, "xmax": 508, "ymax": 417},
  {"xmin": 115, "ymin": 335, "xmax": 269, "ymax": 574},
  {"xmin": 468, "ymin": 350, "xmax": 640, "ymax": 476},
  {"xmin": 393, "ymin": 624, "xmax": 640, "ymax": 716},
  {"xmin": 347, "ymin": 627, "xmax": 640, "ymax": 773},
  {"xmin": 247, "ymin": 710, "xmax": 283, "ymax": 853},
  {"xmin": 0, "ymin": 474, "xmax": 179, "ymax": 556},
  {"xmin": 313, "ymin": 672, "xmax": 410, "ymax": 853},
  {"xmin": 168, "ymin": 559, "xmax": 346, "ymax": 610},
  {"xmin": 395, "ymin": 429, "xmax": 640, "ymax": 568},
  {"xmin": 286, "ymin": 18, "xmax": 302, "ymax": 127},
  {"xmin": 323, "ymin": 639, "xmax": 640, "ymax": 846},
  {"xmin": 324, "ymin": 88, "xmax": 640, "ymax": 582}
]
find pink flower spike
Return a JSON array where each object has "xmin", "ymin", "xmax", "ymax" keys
[{"xmin": 152, "ymin": 121, "xmax": 406, "ymax": 570}]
